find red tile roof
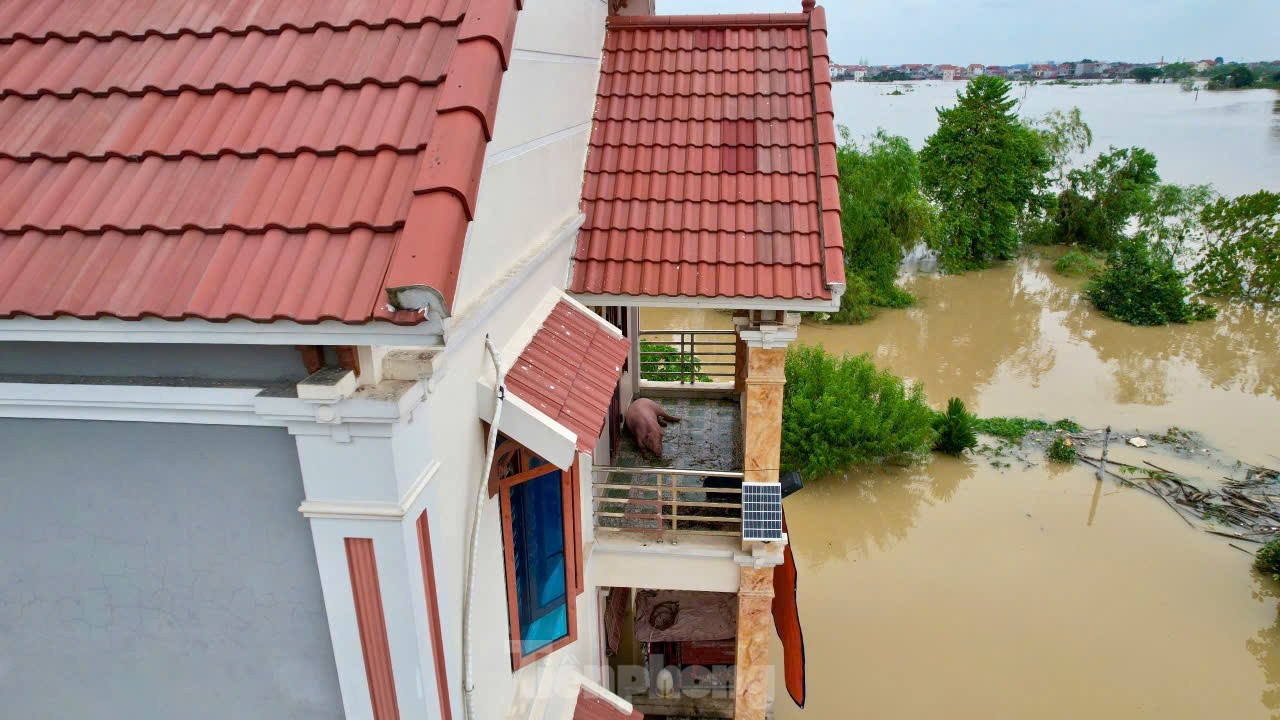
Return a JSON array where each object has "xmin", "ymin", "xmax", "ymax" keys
[
  {"xmin": 0, "ymin": 0, "xmax": 521, "ymax": 325},
  {"xmin": 506, "ymin": 300, "xmax": 628, "ymax": 455},
  {"xmin": 573, "ymin": 686, "xmax": 643, "ymax": 720},
  {"xmin": 570, "ymin": 6, "xmax": 844, "ymax": 303}
]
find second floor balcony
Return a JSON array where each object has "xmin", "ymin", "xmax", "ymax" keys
[{"xmin": 593, "ymin": 393, "xmax": 745, "ymax": 541}]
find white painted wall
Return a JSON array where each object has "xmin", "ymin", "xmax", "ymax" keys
[
  {"xmin": 451, "ymin": 0, "xmax": 608, "ymax": 316},
  {"xmin": 419, "ymin": 236, "xmax": 607, "ymax": 719}
]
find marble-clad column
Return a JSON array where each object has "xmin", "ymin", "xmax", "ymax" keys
[
  {"xmin": 733, "ymin": 313, "xmax": 798, "ymax": 718},
  {"xmin": 734, "ymin": 565, "xmax": 776, "ymax": 719}
]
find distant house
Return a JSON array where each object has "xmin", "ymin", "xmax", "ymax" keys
[
  {"xmin": 902, "ymin": 63, "xmax": 928, "ymax": 79},
  {"xmin": 986, "ymin": 66, "xmax": 1008, "ymax": 77},
  {"xmin": 848, "ymin": 64, "xmax": 869, "ymax": 81},
  {"xmin": 1032, "ymin": 64, "xmax": 1057, "ymax": 79},
  {"xmin": 939, "ymin": 64, "xmax": 961, "ymax": 81},
  {"xmin": 1057, "ymin": 61, "xmax": 1076, "ymax": 76},
  {"xmin": 969, "ymin": 63, "xmax": 986, "ymax": 76},
  {"xmin": 1195, "ymin": 59, "xmax": 1217, "ymax": 72}
]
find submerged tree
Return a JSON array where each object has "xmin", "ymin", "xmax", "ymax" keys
[
  {"xmin": 1051, "ymin": 147, "xmax": 1161, "ymax": 251},
  {"xmin": 828, "ymin": 129, "xmax": 935, "ymax": 323},
  {"xmin": 1193, "ymin": 190, "xmax": 1280, "ymax": 303},
  {"xmin": 1086, "ymin": 236, "xmax": 1216, "ymax": 326},
  {"xmin": 920, "ymin": 75, "xmax": 1050, "ymax": 271}
]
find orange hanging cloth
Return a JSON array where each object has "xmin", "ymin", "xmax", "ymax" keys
[{"xmin": 771, "ymin": 510, "xmax": 806, "ymax": 708}]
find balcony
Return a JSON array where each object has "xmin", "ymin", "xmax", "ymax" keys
[{"xmin": 593, "ymin": 395, "xmax": 744, "ymax": 540}]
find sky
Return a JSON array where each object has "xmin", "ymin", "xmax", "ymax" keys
[{"xmin": 656, "ymin": 0, "xmax": 1280, "ymax": 67}]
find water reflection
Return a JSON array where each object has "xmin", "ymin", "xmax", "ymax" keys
[
  {"xmin": 1247, "ymin": 574, "xmax": 1280, "ymax": 718},
  {"xmin": 795, "ymin": 457, "xmax": 975, "ymax": 568}
]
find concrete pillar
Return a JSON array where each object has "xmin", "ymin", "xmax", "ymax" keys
[{"xmin": 734, "ymin": 566, "xmax": 776, "ymax": 720}]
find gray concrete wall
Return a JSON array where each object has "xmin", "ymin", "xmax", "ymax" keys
[
  {"xmin": 0, "ymin": 342, "xmax": 307, "ymax": 382},
  {"xmin": 0, "ymin": 419, "xmax": 342, "ymax": 720}
]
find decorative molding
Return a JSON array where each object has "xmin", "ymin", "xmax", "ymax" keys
[
  {"xmin": 300, "ymin": 462, "xmax": 442, "ymax": 520},
  {"xmin": 0, "ymin": 377, "xmax": 426, "ymax": 437},
  {"xmin": 0, "ymin": 382, "xmax": 272, "ymax": 426},
  {"xmin": 568, "ymin": 292, "xmax": 839, "ymax": 313},
  {"xmin": 0, "ymin": 316, "xmax": 444, "ymax": 346},
  {"xmin": 345, "ymin": 538, "xmax": 401, "ymax": 720},
  {"xmin": 738, "ymin": 325, "xmax": 799, "ymax": 350}
]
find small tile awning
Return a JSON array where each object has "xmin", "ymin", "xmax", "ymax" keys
[{"xmin": 478, "ymin": 291, "xmax": 628, "ymax": 468}]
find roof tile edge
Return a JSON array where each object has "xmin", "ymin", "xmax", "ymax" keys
[
  {"xmin": 378, "ymin": 0, "xmax": 525, "ymax": 324},
  {"xmin": 808, "ymin": 4, "xmax": 846, "ymax": 289}
]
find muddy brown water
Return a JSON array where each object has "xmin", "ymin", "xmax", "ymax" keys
[{"xmin": 641, "ymin": 254, "xmax": 1280, "ymax": 719}]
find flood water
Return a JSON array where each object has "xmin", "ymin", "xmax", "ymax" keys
[
  {"xmin": 833, "ymin": 81, "xmax": 1280, "ymax": 197},
  {"xmin": 644, "ymin": 81, "xmax": 1280, "ymax": 718},
  {"xmin": 644, "ymin": 258, "xmax": 1280, "ymax": 717}
]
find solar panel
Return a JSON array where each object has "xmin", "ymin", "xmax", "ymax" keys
[{"xmin": 741, "ymin": 482, "xmax": 783, "ymax": 542}]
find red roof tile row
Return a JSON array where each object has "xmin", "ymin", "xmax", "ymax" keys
[
  {"xmin": 505, "ymin": 300, "xmax": 629, "ymax": 455},
  {"xmin": 0, "ymin": 0, "xmax": 522, "ymax": 325},
  {"xmin": 0, "ymin": 0, "xmax": 471, "ymax": 40},
  {"xmin": 571, "ymin": 7, "xmax": 844, "ymax": 303}
]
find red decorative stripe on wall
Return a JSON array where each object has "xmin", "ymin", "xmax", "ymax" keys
[
  {"xmin": 416, "ymin": 512, "xmax": 454, "ymax": 720},
  {"xmin": 345, "ymin": 537, "xmax": 401, "ymax": 720}
]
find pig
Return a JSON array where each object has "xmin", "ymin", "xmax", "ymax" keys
[{"xmin": 623, "ymin": 398, "xmax": 681, "ymax": 457}]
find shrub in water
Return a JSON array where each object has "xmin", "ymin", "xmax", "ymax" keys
[
  {"xmin": 1047, "ymin": 436, "xmax": 1078, "ymax": 463},
  {"xmin": 933, "ymin": 397, "xmax": 978, "ymax": 456},
  {"xmin": 1086, "ymin": 237, "xmax": 1216, "ymax": 326},
  {"xmin": 974, "ymin": 417, "xmax": 1081, "ymax": 441},
  {"xmin": 1256, "ymin": 538, "xmax": 1280, "ymax": 581},
  {"xmin": 1053, "ymin": 248, "xmax": 1104, "ymax": 277},
  {"xmin": 781, "ymin": 345, "xmax": 937, "ymax": 481}
]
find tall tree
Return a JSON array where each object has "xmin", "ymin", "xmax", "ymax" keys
[{"xmin": 919, "ymin": 75, "xmax": 1050, "ymax": 271}]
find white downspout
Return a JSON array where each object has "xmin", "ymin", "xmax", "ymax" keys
[{"xmin": 464, "ymin": 335, "xmax": 506, "ymax": 720}]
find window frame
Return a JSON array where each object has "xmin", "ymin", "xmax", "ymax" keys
[{"xmin": 493, "ymin": 440, "xmax": 583, "ymax": 669}]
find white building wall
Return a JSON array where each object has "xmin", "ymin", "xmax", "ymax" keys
[
  {"xmin": 419, "ymin": 235, "xmax": 604, "ymax": 720},
  {"xmin": 451, "ymin": 0, "xmax": 608, "ymax": 316}
]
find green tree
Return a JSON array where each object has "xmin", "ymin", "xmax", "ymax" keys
[
  {"xmin": 1162, "ymin": 62, "xmax": 1195, "ymax": 80},
  {"xmin": 781, "ymin": 346, "xmax": 937, "ymax": 480},
  {"xmin": 920, "ymin": 75, "xmax": 1050, "ymax": 271},
  {"xmin": 1192, "ymin": 190, "xmax": 1280, "ymax": 303},
  {"xmin": 1086, "ymin": 236, "xmax": 1216, "ymax": 325},
  {"xmin": 827, "ymin": 129, "xmax": 935, "ymax": 323},
  {"xmin": 1135, "ymin": 182, "xmax": 1217, "ymax": 258},
  {"xmin": 1131, "ymin": 66, "xmax": 1162, "ymax": 83},
  {"xmin": 1208, "ymin": 64, "xmax": 1256, "ymax": 89},
  {"xmin": 1051, "ymin": 147, "xmax": 1161, "ymax": 251}
]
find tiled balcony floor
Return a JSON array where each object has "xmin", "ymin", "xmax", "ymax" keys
[
  {"xmin": 599, "ymin": 396, "xmax": 742, "ymax": 534},
  {"xmin": 612, "ymin": 396, "xmax": 742, "ymax": 471}
]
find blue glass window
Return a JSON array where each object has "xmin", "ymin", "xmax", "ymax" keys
[{"xmin": 508, "ymin": 468, "xmax": 569, "ymax": 655}]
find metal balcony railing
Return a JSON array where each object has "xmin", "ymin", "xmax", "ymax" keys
[
  {"xmin": 592, "ymin": 466, "xmax": 745, "ymax": 538},
  {"xmin": 637, "ymin": 329, "xmax": 737, "ymax": 386}
]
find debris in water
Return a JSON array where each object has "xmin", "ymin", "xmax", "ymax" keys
[{"xmin": 1128, "ymin": 437, "xmax": 1149, "ymax": 448}]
